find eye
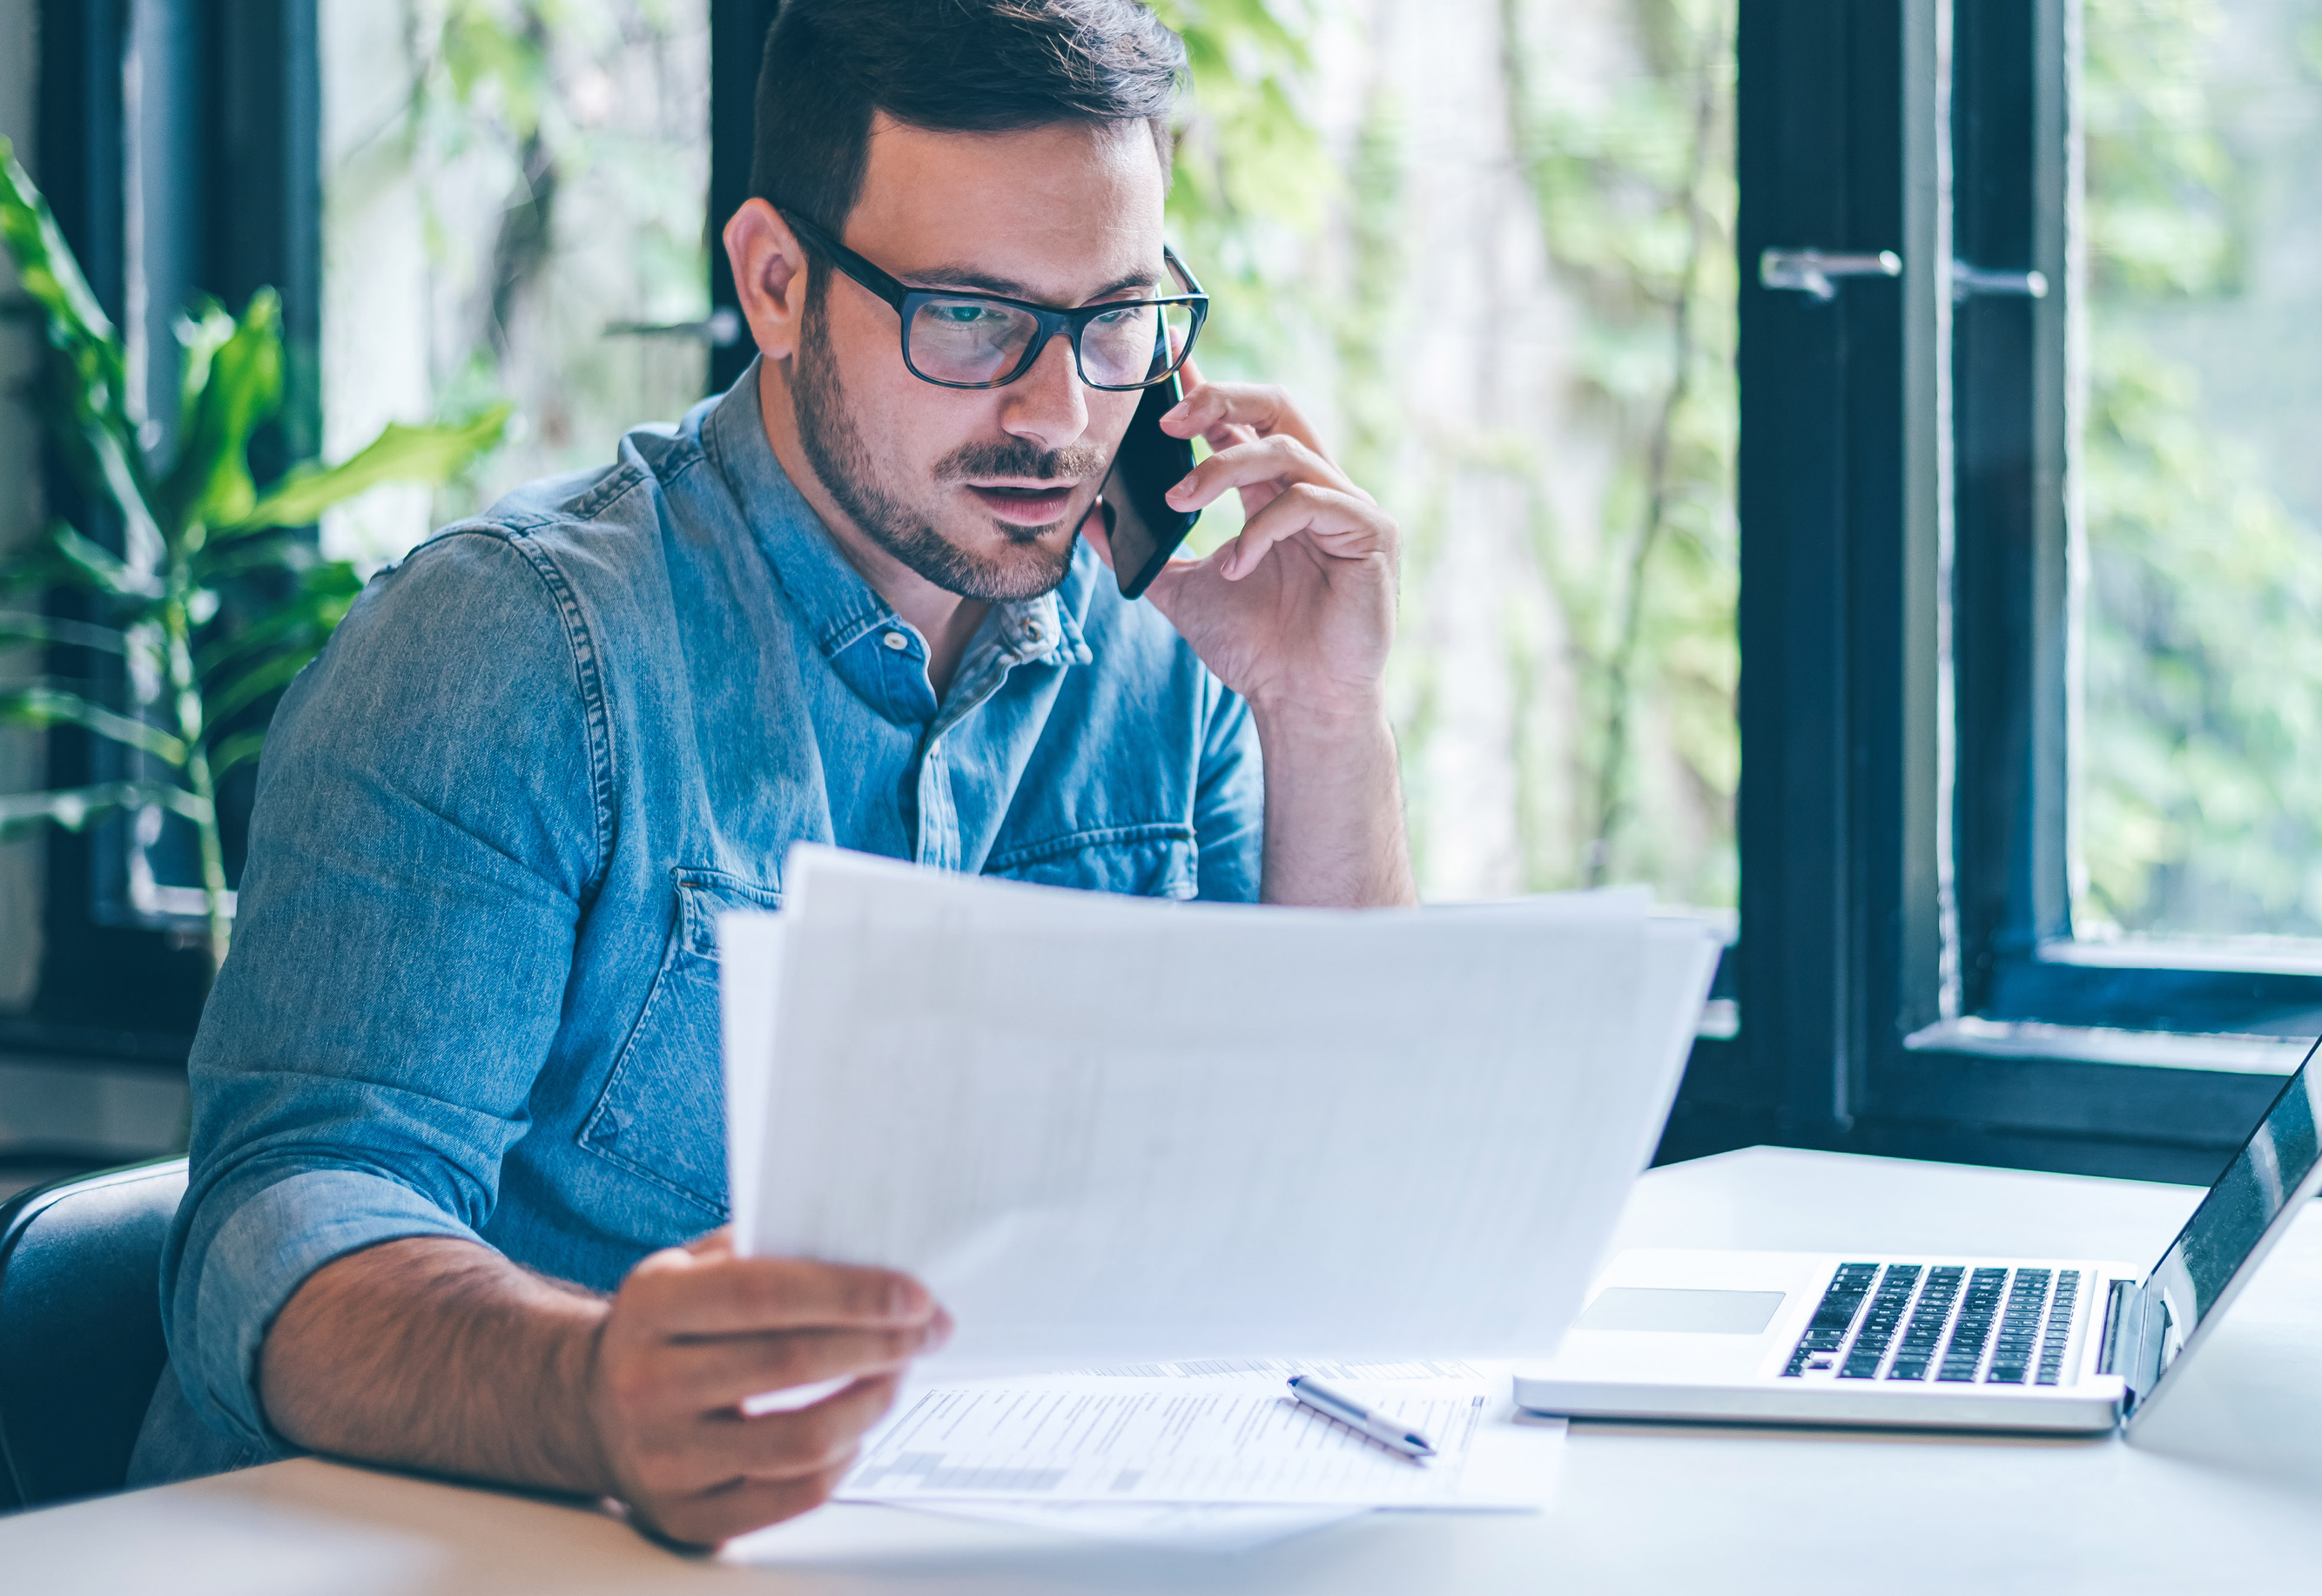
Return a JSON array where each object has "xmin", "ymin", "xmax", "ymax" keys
[{"xmin": 935, "ymin": 304, "xmax": 999, "ymax": 326}]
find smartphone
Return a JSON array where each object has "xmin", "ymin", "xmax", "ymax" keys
[{"xmin": 1100, "ymin": 372, "xmax": 1200, "ymax": 600}]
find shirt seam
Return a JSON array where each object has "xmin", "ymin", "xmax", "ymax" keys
[
  {"xmin": 986, "ymin": 819, "xmax": 1197, "ymax": 872},
  {"xmin": 487, "ymin": 530, "xmax": 618, "ymax": 901}
]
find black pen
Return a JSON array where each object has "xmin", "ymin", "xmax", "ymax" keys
[{"xmin": 1287, "ymin": 1375, "xmax": 1437, "ymax": 1461}]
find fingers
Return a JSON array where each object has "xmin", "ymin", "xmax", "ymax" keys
[
  {"xmin": 1161, "ymin": 374, "xmax": 1329, "ymax": 459},
  {"xmin": 626, "ymin": 1249, "xmax": 936, "ymax": 1337},
  {"xmin": 1219, "ymin": 482, "xmax": 1397, "ymax": 582},
  {"xmin": 1165, "ymin": 434, "xmax": 1363, "ymax": 517},
  {"xmin": 643, "ymin": 1458, "xmax": 858, "ymax": 1549},
  {"xmin": 649, "ymin": 1322, "xmax": 946, "ymax": 1412},
  {"xmin": 669, "ymin": 1371, "xmax": 901, "ymax": 1482},
  {"xmin": 617, "ymin": 1372, "xmax": 903, "ymax": 1544}
]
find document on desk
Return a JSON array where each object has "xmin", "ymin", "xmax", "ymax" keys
[
  {"xmin": 722, "ymin": 845, "xmax": 1721, "ymax": 1377},
  {"xmin": 837, "ymin": 1375, "xmax": 1556, "ymax": 1509}
]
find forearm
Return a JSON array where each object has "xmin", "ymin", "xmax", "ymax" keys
[
  {"xmin": 259, "ymin": 1236, "xmax": 611, "ymax": 1495},
  {"xmin": 1253, "ymin": 700, "xmax": 1417, "ymax": 907}
]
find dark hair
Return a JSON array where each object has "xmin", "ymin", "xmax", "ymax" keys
[{"xmin": 748, "ymin": 0, "xmax": 1185, "ymax": 230}]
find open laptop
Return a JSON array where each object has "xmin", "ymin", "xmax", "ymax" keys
[{"xmin": 1514, "ymin": 1039, "xmax": 2322, "ymax": 1433}]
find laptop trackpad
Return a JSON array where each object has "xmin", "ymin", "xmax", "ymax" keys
[{"xmin": 1576, "ymin": 1288, "xmax": 1787, "ymax": 1334}]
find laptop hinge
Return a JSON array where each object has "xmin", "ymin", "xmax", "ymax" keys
[{"xmin": 2097, "ymin": 1276, "xmax": 2135, "ymax": 1377}]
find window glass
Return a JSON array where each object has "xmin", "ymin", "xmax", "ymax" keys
[
  {"xmin": 1176, "ymin": 0, "xmax": 1739, "ymax": 907},
  {"xmin": 2077, "ymin": 0, "xmax": 2322, "ymax": 944},
  {"xmin": 320, "ymin": 0, "xmax": 711, "ymax": 569}
]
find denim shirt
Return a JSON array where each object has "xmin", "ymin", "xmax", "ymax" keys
[{"xmin": 141, "ymin": 364, "xmax": 1262, "ymax": 1471}]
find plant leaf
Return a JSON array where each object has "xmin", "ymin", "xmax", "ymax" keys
[
  {"xmin": 0, "ymin": 687, "xmax": 189, "ymax": 764},
  {"xmin": 225, "ymin": 403, "xmax": 514, "ymax": 534},
  {"xmin": 0, "ymin": 612, "xmax": 129, "ymax": 653},
  {"xmin": 192, "ymin": 589, "xmax": 340, "ymax": 677},
  {"xmin": 162, "ymin": 288, "xmax": 286, "ymax": 535},
  {"xmin": 201, "ymin": 649, "xmax": 311, "ymax": 726},
  {"xmin": 0, "ymin": 139, "xmax": 124, "ymax": 380},
  {"xmin": 205, "ymin": 730, "xmax": 268, "ymax": 781},
  {"xmin": 1, "ymin": 141, "xmax": 163, "ymax": 562},
  {"xmin": 49, "ymin": 522, "xmax": 162, "ymax": 599},
  {"xmin": 188, "ymin": 533, "xmax": 323, "ymax": 584},
  {"xmin": 0, "ymin": 780, "xmax": 211, "ymax": 834},
  {"xmin": 175, "ymin": 297, "xmax": 236, "ymax": 419}
]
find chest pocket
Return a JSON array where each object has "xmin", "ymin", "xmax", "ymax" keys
[
  {"xmin": 577, "ymin": 867, "xmax": 781, "ymax": 1221},
  {"xmin": 982, "ymin": 822, "xmax": 1199, "ymax": 899}
]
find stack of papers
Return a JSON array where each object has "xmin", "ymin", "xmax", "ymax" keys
[{"xmin": 718, "ymin": 845, "xmax": 1717, "ymax": 1549}]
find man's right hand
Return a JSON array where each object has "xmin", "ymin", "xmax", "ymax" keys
[
  {"xmin": 259, "ymin": 1231, "xmax": 947, "ymax": 1550},
  {"xmin": 583, "ymin": 1230, "xmax": 949, "ymax": 1544}
]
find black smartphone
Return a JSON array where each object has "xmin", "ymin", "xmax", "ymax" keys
[{"xmin": 1100, "ymin": 372, "xmax": 1200, "ymax": 600}]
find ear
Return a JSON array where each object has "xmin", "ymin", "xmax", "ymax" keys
[{"xmin": 723, "ymin": 199, "xmax": 811, "ymax": 362}]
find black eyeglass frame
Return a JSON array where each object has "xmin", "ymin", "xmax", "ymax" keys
[{"xmin": 780, "ymin": 210, "xmax": 1209, "ymax": 392}]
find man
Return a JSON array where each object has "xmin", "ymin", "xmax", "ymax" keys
[{"xmin": 132, "ymin": 0, "xmax": 1412, "ymax": 1546}]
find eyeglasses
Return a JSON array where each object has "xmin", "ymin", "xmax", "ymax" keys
[{"xmin": 780, "ymin": 210, "xmax": 1208, "ymax": 392}]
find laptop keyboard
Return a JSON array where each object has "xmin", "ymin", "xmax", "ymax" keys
[{"xmin": 1780, "ymin": 1263, "xmax": 2084, "ymax": 1386}]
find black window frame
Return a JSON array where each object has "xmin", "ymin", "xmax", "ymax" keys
[
  {"xmin": 1668, "ymin": 0, "xmax": 2302, "ymax": 1189},
  {"xmin": 5, "ymin": 0, "xmax": 320, "ymax": 1065}
]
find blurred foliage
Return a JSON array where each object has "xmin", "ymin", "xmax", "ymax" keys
[
  {"xmin": 1151, "ymin": 0, "xmax": 1335, "ymax": 380},
  {"xmin": 0, "ymin": 141, "xmax": 508, "ymax": 973},
  {"xmin": 2079, "ymin": 0, "xmax": 2322, "ymax": 937},
  {"xmin": 333, "ymin": 0, "xmax": 707, "ymax": 534},
  {"xmin": 1503, "ymin": 0, "xmax": 1738, "ymax": 893},
  {"xmin": 1160, "ymin": 0, "xmax": 1739, "ymax": 902}
]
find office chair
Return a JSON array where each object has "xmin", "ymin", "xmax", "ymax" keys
[{"xmin": 0, "ymin": 1155, "xmax": 188, "ymax": 1512}]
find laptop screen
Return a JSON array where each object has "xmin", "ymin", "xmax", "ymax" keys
[{"xmin": 2137, "ymin": 1046, "xmax": 2322, "ymax": 1395}]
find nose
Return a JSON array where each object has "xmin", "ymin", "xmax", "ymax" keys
[{"xmin": 997, "ymin": 329, "xmax": 1089, "ymax": 455}]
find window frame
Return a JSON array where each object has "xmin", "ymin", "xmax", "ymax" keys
[
  {"xmin": 1952, "ymin": 0, "xmax": 2322, "ymax": 1045},
  {"xmin": 1686, "ymin": 0, "xmax": 2299, "ymax": 1189},
  {"xmin": 4, "ymin": 0, "xmax": 320, "ymax": 1064}
]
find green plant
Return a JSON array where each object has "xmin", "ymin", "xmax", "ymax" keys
[{"xmin": 0, "ymin": 138, "xmax": 509, "ymax": 976}]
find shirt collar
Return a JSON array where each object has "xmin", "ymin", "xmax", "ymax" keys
[{"xmin": 701, "ymin": 358, "xmax": 1091, "ymax": 671}]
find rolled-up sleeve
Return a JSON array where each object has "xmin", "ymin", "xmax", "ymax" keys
[
  {"xmin": 161, "ymin": 529, "xmax": 608, "ymax": 1451},
  {"xmin": 1192, "ymin": 673, "xmax": 1262, "ymax": 903}
]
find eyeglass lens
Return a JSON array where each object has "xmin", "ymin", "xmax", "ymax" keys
[{"xmin": 905, "ymin": 297, "xmax": 1198, "ymax": 388}]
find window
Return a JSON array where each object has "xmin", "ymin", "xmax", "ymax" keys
[
  {"xmin": 2076, "ymin": 0, "xmax": 2322, "ymax": 950},
  {"xmin": 320, "ymin": 0, "xmax": 714, "ymax": 568},
  {"xmin": 1722, "ymin": 0, "xmax": 2308, "ymax": 1185},
  {"xmin": 1124, "ymin": 1, "xmax": 1742, "ymax": 912}
]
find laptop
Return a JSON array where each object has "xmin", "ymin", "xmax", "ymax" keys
[{"xmin": 1514, "ymin": 1040, "xmax": 2322, "ymax": 1433}]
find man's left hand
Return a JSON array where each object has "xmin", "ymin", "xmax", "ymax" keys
[{"xmin": 1090, "ymin": 364, "xmax": 1398, "ymax": 724}]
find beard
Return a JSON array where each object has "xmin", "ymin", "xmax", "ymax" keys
[{"xmin": 791, "ymin": 297, "xmax": 1107, "ymax": 603}]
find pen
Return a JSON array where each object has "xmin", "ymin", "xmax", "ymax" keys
[{"xmin": 1287, "ymin": 1375, "xmax": 1437, "ymax": 1461}]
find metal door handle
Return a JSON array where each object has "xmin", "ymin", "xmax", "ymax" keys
[
  {"xmin": 1759, "ymin": 248, "xmax": 1901, "ymax": 301},
  {"xmin": 1951, "ymin": 262, "xmax": 2048, "ymax": 303},
  {"xmin": 602, "ymin": 307, "xmax": 744, "ymax": 347}
]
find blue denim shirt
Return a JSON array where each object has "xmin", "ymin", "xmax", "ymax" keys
[{"xmin": 138, "ymin": 365, "xmax": 1262, "ymax": 1473}]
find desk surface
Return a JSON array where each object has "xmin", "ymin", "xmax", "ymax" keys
[{"xmin": 10, "ymin": 1147, "xmax": 2322, "ymax": 1595}]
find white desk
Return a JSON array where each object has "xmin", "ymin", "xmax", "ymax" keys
[{"xmin": 10, "ymin": 1147, "xmax": 2322, "ymax": 1594}]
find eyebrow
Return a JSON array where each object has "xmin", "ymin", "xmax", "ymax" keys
[{"xmin": 905, "ymin": 264, "xmax": 1165, "ymax": 304}]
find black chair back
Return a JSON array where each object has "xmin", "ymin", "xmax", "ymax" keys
[{"xmin": 0, "ymin": 1156, "xmax": 188, "ymax": 1511}]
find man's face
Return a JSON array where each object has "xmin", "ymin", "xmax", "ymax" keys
[{"xmin": 790, "ymin": 118, "xmax": 1168, "ymax": 602}]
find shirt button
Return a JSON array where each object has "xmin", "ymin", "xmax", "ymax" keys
[{"xmin": 882, "ymin": 630, "xmax": 909, "ymax": 651}]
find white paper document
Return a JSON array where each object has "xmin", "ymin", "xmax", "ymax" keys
[
  {"xmin": 836, "ymin": 1376, "xmax": 1556, "ymax": 1508},
  {"xmin": 721, "ymin": 845, "xmax": 1722, "ymax": 1376},
  {"xmin": 893, "ymin": 1500, "xmax": 1364, "ymax": 1554}
]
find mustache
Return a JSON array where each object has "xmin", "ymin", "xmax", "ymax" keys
[{"xmin": 937, "ymin": 438, "xmax": 1110, "ymax": 484}]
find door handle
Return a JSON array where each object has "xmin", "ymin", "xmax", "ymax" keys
[
  {"xmin": 602, "ymin": 307, "xmax": 744, "ymax": 347},
  {"xmin": 1950, "ymin": 262, "xmax": 2049, "ymax": 303},
  {"xmin": 1758, "ymin": 248, "xmax": 1901, "ymax": 301}
]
